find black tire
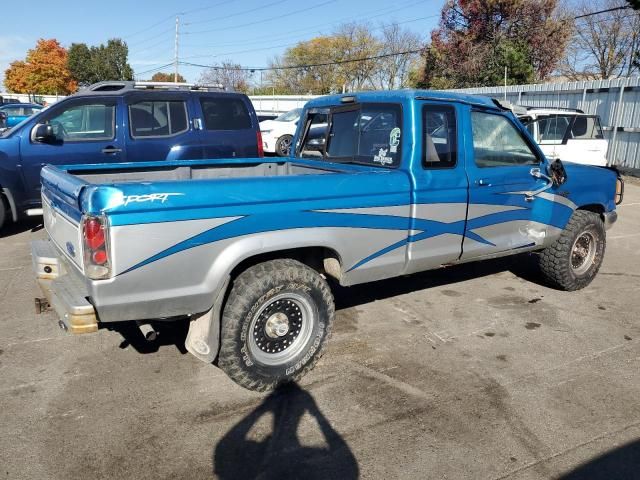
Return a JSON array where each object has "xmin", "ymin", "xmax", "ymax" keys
[
  {"xmin": 219, "ymin": 259, "xmax": 334, "ymax": 392},
  {"xmin": 275, "ymin": 134, "xmax": 293, "ymax": 157},
  {"xmin": 538, "ymin": 210, "xmax": 606, "ymax": 291},
  {"xmin": 0, "ymin": 194, "xmax": 7, "ymax": 232}
]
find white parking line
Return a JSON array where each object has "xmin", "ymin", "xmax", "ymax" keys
[{"xmin": 618, "ymin": 202, "xmax": 640, "ymax": 207}]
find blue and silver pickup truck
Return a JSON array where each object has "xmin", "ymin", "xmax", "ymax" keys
[{"xmin": 31, "ymin": 90, "xmax": 624, "ymax": 391}]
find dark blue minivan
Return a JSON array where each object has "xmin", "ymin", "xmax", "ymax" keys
[{"xmin": 0, "ymin": 81, "xmax": 263, "ymax": 231}]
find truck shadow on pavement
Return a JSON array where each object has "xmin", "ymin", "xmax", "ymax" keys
[
  {"xmin": 112, "ymin": 253, "xmax": 542, "ymax": 355},
  {"xmin": 0, "ymin": 218, "xmax": 43, "ymax": 238},
  {"xmin": 332, "ymin": 252, "xmax": 542, "ymax": 310},
  {"xmin": 213, "ymin": 382, "xmax": 359, "ymax": 480},
  {"xmin": 557, "ymin": 439, "xmax": 640, "ymax": 479}
]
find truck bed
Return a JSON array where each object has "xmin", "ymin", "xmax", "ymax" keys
[{"xmin": 63, "ymin": 158, "xmax": 337, "ymax": 185}]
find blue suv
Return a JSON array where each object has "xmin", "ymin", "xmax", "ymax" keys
[{"xmin": 0, "ymin": 81, "xmax": 263, "ymax": 232}]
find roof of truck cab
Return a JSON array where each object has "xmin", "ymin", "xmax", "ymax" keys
[{"xmin": 304, "ymin": 89, "xmax": 499, "ymax": 109}]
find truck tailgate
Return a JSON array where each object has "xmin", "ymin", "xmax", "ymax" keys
[{"xmin": 41, "ymin": 166, "xmax": 88, "ymax": 272}]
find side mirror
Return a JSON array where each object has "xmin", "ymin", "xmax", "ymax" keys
[
  {"xmin": 31, "ymin": 123, "xmax": 55, "ymax": 143},
  {"xmin": 549, "ymin": 159, "xmax": 567, "ymax": 186}
]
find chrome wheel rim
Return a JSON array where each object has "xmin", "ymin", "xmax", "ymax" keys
[
  {"xmin": 247, "ymin": 292, "xmax": 315, "ymax": 366},
  {"xmin": 571, "ymin": 231, "xmax": 596, "ymax": 275},
  {"xmin": 278, "ymin": 137, "xmax": 291, "ymax": 155}
]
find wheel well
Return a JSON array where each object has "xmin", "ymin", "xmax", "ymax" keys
[
  {"xmin": 577, "ymin": 204, "xmax": 605, "ymax": 222},
  {"xmin": 577, "ymin": 204, "xmax": 605, "ymax": 215},
  {"xmin": 229, "ymin": 247, "xmax": 342, "ymax": 281}
]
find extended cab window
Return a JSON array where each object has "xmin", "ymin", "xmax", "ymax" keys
[
  {"xmin": 129, "ymin": 100, "xmax": 188, "ymax": 138},
  {"xmin": 299, "ymin": 103, "xmax": 402, "ymax": 167},
  {"xmin": 471, "ymin": 111, "xmax": 539, "ymax": 168},
  {"xmin": 423, "ymin": 105, "xmax": 456, "ymax": 168},
  {"xmin": 200, "ymin": 97, "xmax": 251, "ymax": 130},
  {"xmin": 45, "ymin": 103, "xmax": 115, "ymax": 142}
]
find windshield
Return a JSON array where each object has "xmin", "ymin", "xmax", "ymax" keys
[
  {"xmin": 275, "ymin": 108, "xmax": 302, "ymax": 122},
  {"xmin": 297, "ymin": 103, "xmax": 402, "ymax": 168}
]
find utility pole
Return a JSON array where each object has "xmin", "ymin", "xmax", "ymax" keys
[
  {"xmin": 504, "ymin": 66, "xmax": 507, "ymax": 101},
  {"xmin": 174, "ymin": 16, "xmax": 179, "ymax": 82}
]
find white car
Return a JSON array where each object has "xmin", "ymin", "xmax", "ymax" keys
[
  {"xmin": 518, "ymin": 108, "xmax": 608, "ymax": 167},
  {"xmin": 259, "ymin": 108, "xmax": 302, "ymax": 156}
]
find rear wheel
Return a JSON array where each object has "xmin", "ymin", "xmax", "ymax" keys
[
  {"xmin": 538, "ymin": 210, "xmax": 605, "ymax": 291},
  {"xmin": 275, "ymin": 135, "xmax": 293, "ymax": 157},
  {"xmin": 218, "ymin": 259, "xmax": 334, "ymax": 392}
]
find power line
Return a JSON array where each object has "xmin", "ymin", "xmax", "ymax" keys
[
  {"xmin": 184, "ymin": 0, "xmax": 291, "ymax": 26},
  {"xmin": 121, "ymin": 0, "xmax": 236, "ymax": 39},
  {"xmin": 573, "ymin": 5, "xmax": 631, "ymax": 19},
  {"xmin": 184, "ymin": 0, "xmax": 339, "ymax": 35},
  {"xmin": 181, "ymin": 11, "xmax": 435, "ymax": 50},
  {"xmin": 134, "ymin": 62, "xmax": 175, "ymax": 77},
  {"xmin": 179, "ymin": 48, "xmax": 424, "ymax": 72},
  {"xmin": 180, "ymin": 13, "xmax": 436, "ymax": 61},
  {"xmin": 128, "ymin": 28, "xmax": 174, "ymax": 48}
]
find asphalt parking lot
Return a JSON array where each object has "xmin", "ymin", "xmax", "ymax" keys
[{"xmin": 1, "ymin": 183, "xmax": 639, "ymax": 480}]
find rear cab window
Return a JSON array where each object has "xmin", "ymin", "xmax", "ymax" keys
[
  {"xmin": 422, "ymin": 104, "xmax": 457, "ymax": 169},
  {"xmin": 298, "ymin": 103, "xmax": 402, "ymax": 168}
]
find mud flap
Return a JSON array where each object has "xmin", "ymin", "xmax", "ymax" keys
[{"xmin": 185, "ymin": 277, "xmax": 229, "ymax": 364}]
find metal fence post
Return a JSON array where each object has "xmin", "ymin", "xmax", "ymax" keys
[{"xmin": 609, "ymin": 78, "xmax": 627, "ymax": 166}]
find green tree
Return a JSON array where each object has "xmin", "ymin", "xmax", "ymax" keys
[
  {"xmin": 67, "ymin": 43, "xmax": 93, "ymax": 84},
  {"xmin": 67, "ymin": 38, "xmax": 133, "ymax": 86},
  {"xmin": 419, "ymin": 0, "xmax": 570, "ymax": 89}
]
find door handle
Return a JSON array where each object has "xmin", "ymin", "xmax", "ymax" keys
[
  {"xmin": 525, "ymin": 167, "xmax": 553, "ymax": 201},
  {"xmin": 102, "ymin": 146, "xmax": 122, "ymax": 154},
  {"xmin": 476, "ymin": 179, "xmax": 491, "ymax": 187}
]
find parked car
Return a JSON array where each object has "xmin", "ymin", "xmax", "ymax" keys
[
  {"xmin": 259, "ymin": 108, "xmax": 303, "ymax": 156},
  {"xmin": 31, "ymin": 90, "xmax": 623, "ymax": 392},
  {"xmin": 517, "ymin": 107, "xmax": 608, "ymax": 167},
  {"xmin": 0, "ymin": 96, "xmax": 21, "ymax": 104},
  {"xmin": 0, "ymin": 81, "xmax": 262, "ymax": 232},
  {"xmin": 0, "ymin": 103, "xmax": 43, "ymax": 130}
]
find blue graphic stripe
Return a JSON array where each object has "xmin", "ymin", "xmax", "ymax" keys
[
  {"xmin": 123, "ymin": 198, "xmax": 575, "ymax": 275},
  {"xmin": 123, "ymin": 211, "xmax": 411, "ymax": 274}
]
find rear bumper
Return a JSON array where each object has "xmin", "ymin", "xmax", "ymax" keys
[
  {"xmin": 31, "ymin": 239, "xmax": 98, "ymax": 334},
  {"xmin": 603, "ymin": 211, "xmax": 618, "ymax": 230}
]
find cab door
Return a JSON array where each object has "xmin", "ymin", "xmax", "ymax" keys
[
  {"xmin": 404, "ymin": 102, "xmax": 468, "ymax": 274},
  {"xmin": 461, "ymin": 108, "xmax": 555, "ymax": 260},
  {"xmin": 19, "ymin": 97, "xmax": 125, "ymax": 205}
]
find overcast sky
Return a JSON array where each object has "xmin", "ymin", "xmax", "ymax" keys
[{"xmin": 0, "ymin": 0, "xmax": 443, "ymax": 89}]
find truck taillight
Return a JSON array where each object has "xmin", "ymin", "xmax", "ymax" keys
[
  {"xmin": 82, "ymin": 215, "xmax": 111, "ymax": 279},
  {"xmin": 257, "ymin": 130, "xmax": 264, "ymax": 157}
]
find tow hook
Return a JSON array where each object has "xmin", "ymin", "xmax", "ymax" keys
[
  {"xmin": 136, "ymin": 321, "xmax": 158, "ymax": 342},
  {"xmin": 34, "ymin": 297, "xmax": 50, "ymax": 314}
]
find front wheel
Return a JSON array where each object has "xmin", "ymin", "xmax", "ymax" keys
[
  {"xmin": 218, "ymin": 259, "xmax": 334, "ymax": 392},
  {"xmin": 538, "ymin": 210, "xmax": 606, "ymax": 291},
  {"xmin": 275, "ymin": 135, "xmax": 293, "ymax": 157}
]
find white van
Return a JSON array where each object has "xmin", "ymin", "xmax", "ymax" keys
[{"xmin": 518, "ymin": 108, "xmax": 608, "ymax": 167}]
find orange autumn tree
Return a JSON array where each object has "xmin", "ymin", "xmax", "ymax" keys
[{"xmin": 4, "ymin": 39, "xmax": 77, "ymax": 94}]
